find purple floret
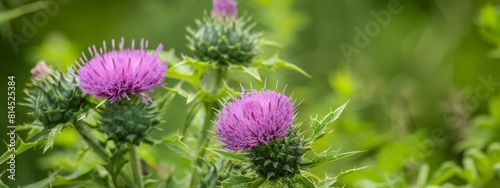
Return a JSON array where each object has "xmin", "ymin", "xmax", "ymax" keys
[
  {"xmin": 216, "ymin": 89, "xmax": 295, "ymax": 151},
  {"xmin": 76, "ymin": 38, "xmax": 167, "ymax": 104},
  {"xmin": 212, "ymin": 0, "xmax": 238, "ymax": 19},
  {"xmin": 31, "ymin": 60, "xmax": 52, "ymax": 79}
]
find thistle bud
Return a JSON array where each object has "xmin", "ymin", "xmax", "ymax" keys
[
  {"xmin": 100, "ymin": 97, "xmax": 160, "ymax": 145},
  {"xmin": 187, "ymin": 13, "xmax": 261, "ymax": 65},
  {"xmin": 24, "ymin": 62, "xmax": 88, "ymax": 128}
]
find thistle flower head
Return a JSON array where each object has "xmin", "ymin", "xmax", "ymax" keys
[
  {"xmin": 216, "ymin": 89, "xmax": 295, "ymax": 151},
  {"xmin": 31, "ymin": 60, "xmax": 52, "ymax": 79},
  {"xmin": 76, "ymin": 38, "xmax": 167, "ymax": 104},
  {"xmin": 212, "ymin": 0, "xmax": 237, "ymax": 19}
]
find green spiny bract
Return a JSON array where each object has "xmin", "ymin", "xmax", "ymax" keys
[
  {"xmin": 187, "ymin": 16, "xmax": 261, "ymax": 66},
  {"xmin": 100, "ymin": 97, "xmax": 160, "ymax": 145},
  {"xmin": 246, "ymin": 125, "xmax": 308, "ymax": 180},
  {"xmin": 24, "ymin": 69, "xmax": 89, "ymax": 128}
]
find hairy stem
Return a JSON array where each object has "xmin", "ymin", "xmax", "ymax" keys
[{"xmin": 128, "ymin": 142, "xmax": 144, "ymax": 188}]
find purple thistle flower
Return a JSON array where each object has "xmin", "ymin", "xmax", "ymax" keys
[
  {"xmin": 76, "ymin": 38, "xmax": 167, "ymax": 104},
  {"xmin": 216, "ymin": 89, "xmax": 295, "ymax": 151},
  {"xmin": 31, "ymin": 60, "xmax": 52, "ymax": 79},
  {"xmin": 212, "ymin": 0, "xmax": 237, "ymax": 19}
]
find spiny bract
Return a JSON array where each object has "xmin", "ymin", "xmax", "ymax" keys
[
  {"xmin": 100, "ymin": 97, "xmax": 160, "ymax": 145},
  {"xmin": 246, "ymin": 125, "xmax": 308, "ymax": 180},
  {"xmin": 24, "ymin": 68, "xmax": 89, "ymax": 128},
  {"xmin": 187, "ymin": 16, "xmax": 261, "ymax": 66}
]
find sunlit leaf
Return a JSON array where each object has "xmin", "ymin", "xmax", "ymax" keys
[
  {"xmin": 301, "ymin": 149, "xmax": 363, "ymax": 168},
  {"xmin": 206, "ymin": 148, "xmax": 246, "ymax": 162},
  {"xmin": 254, "ymin": 54, "xmax": 311, "ymax": 78},
  {"xmin": 309, "ymin": 101, "xmax": 348, "ymax": 142}
]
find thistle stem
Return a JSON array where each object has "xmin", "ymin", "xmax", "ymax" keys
[
  {"xmin": 74, "ymin": 122, "xmax": 134, "ymax": 187},
  {"xmin": 189, "ymin": 67, "xmax": 224, "ymax": 187},
  {"xmin": 128, "ymin": 142, "xmax": 144, "ymax": 188},
  {"xmin": 75, "ymin": 122, "xmax": 109, "ymax": 159}
]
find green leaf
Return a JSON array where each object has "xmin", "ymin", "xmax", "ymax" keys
[
  {"xmin": 43, "ymin": 123, "xmax": 67, "ymax": 153},
  {"xmin": 465, "ymin": 148, "xmax": 492, "ymax": 175},
  {"xmin": 316, "ymin": 166, "xmax": 367, "ymax": 188},
  {"xmin": 0, "ymin": 1, "xmax": 46, "ymax": 26},
  {"xmin": 254, "ymin": 55, "xmax": 311, "ymax": 78},
  {"xmin": 22, "ymin": 169, "xmax": 105, "ymax": 188},
  {"xmin": 165, "ymin": 57, "xmax": 213, "ymax": 89},
  {"xmin": 462, "ymin": 157, "xmax": 478, "ymax": 183},
  {"xmin": 158, "ymin": 49, "xmax": 181, "ymax": 64},
  {"xmin": 259, "ymin": 39, "xmax": 283, "ymax": 48},
  {"xmin": 295, "ymin": 176, "xmax": 315, "ymax": 188},
  {"xmin": 488, "ymin": 142, "xmax": 500, "ymax": 162},
  {"xmin": 494, "ymin": 163, "xmax": 500, "ymax": 180},
  {"xmin": 161, "ymin": 134, "xmax": 194, "ymax": 160},
  {"xmin": 103, "ymin": 149, "xmax": 128, "ymax": 186},
  {"xmin": 430, "ymin": 162, "xmax": 462, "ymax": 185},
  {"xmin": 22, "ymin": 173, "xmax": 57, "ymax": 188},
  {"xmin": 301, "ymin": 149, "xmax": 363, "ymax": 168},
  {"xmin": 242, "ymin": 67, "xmax": 262, "ymax": 81},
  {"xmin": 17, "ymin": 122, "xmax": 44, "ymax": 140},
  {"xmin": 206, "ymin": 148, "xmax": 246, "ymax": 162},
  {"xmin": 0, "ymin": 136, "xmax": 40, "ymax": 165},
  {"xmin": 221, "ymin": 175, "xmax": 265, "ymax": 188},
  {"xmin": 416, "ymin": 164, "xmax": 430, "ymax": 188},
  {"xmin": 310, "ymin": 101, "xmax": 348, "ymax": 142}
]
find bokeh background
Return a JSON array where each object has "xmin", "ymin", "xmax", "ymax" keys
[{"xmin": 2, "ymin": 0, "xmax": 500, "ymax": 187}]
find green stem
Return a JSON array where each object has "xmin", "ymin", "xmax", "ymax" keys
[
  {"xmin": 74, "ymin": 122, "xmax": 135, "ymax": 187},
  {"xmin": 75, "ymin": 122, "xmax": 109, "ymax": 159},
  {"xmin": 189, "ymin": 67, "xmax": 225, "ymax": 187},
  {"xmin": 128, "ymin": 142, "xmax": 144, "ymax": 188}
]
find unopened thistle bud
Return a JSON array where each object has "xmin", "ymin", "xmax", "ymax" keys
[
  {"xmin": 187, "ymin": 0, "xmax": 261, "ymax": 66},
  {"xmin": 24, "ymin": 62, "xmax": 89, "ymax": 128}
]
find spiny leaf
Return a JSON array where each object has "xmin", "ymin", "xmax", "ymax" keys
[
  {"xmin": 103, "ymin": 149, "xmax": 128, "ymax": 186},
  {"xmin": 242, "ymin": 66, "xmax": 261, "ymax": 81},
  {"xmin": 221, "ymin": 175, "xmax": 265, "ymax": 188},
  {"xmin": 206, "ymin": 148, "xmax": 246, "ymax": 162},
  {"xmin": 316, "ymin": 166, "xmax": 367, "ymax": 188},
  {"xmin": 22, "ymin": 169, "xmax": 105, "ymax": 188},
  {"xmin": 157, "ymin": 49, "xmax": 181, "ymax": 64},
  {"xmin": 295, "ymin": 176, "xmax": 315, "ymax": 188},
  {"xmin": 165, "ymin": 56, "xmax": 214, "ymax": 89},
  {"xmin": 301, "ymin": 149, "xmax": 363, "ymax": 169},
  {"xmin": 254, "ymin": 54, "xmax": 311, "ymax": 78},
  {"xmin": 310, "ymin": 101, "xmax": 349, "ymax": 142},
  {"xmin": 43, "ymin": 123, "xmax": 67, "ymax": 153},
  {"xmin": 1, "ymin": 137, "xmax": 40, "ymax": 165}
]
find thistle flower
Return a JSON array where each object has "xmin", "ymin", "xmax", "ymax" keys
[
  {"xmin": 76, "ymin": 38, "xmax": 167, "ymax": 104},
  {"xmin": 212, "ymin": 0, "xmax": 237, "ymax": 19},
  {"xmin": 216, "ymin": 89, "xmax": 295, "ymax": 151},
  {"xmin": 31, "ymin": 60, "xmax": 52, "ymax": 79},
  {"xmin": 216, "ymin": 88, "xmax": 308, "ymax": 180}
]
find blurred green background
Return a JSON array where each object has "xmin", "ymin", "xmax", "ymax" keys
[{"xmin": 2, "ymin": 0, "xmax": 500, "ymax": 187}]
